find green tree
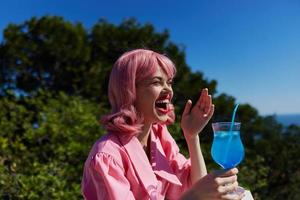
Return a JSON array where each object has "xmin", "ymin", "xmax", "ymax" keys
[
  {"xmin": 1, "ymin": 16, "xmax": 217, "ymax": 106},
  {"xmin": 1, "ymin": 16, "xmax": 90, "ymax": 96},
  {"xmin": 0, "ymin": 90, "xmax": 106, "ymax": 199}
]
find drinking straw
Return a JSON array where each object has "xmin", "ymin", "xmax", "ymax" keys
[
  {"xmin": 222, "ymin": 104, "xmax": 239, "ymax": 168},
  {"xmin": 230, "ymin": 104, "xmax": 240, "ymax": 132}
]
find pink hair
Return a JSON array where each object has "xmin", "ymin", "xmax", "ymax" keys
[{"xmin": 101, "ymin": 49, "xmax": 176, "ymax": 136}]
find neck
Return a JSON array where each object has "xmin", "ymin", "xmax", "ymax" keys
[{"xmin": 137, "ymin": 123, "xmax": 152, "ymax": 148}]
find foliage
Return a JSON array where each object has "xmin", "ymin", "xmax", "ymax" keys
[
  {"xmin": 0, "ymin": 90, "xmax": 106, "ymax": 199},
  {"xmin": 1, "ymin": 16, "xmax": 300, "ymax": 199}
]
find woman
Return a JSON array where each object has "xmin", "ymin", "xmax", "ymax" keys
[{"xmin": 81, "ymin": 49, "xmax": 243, "ymax": 200}]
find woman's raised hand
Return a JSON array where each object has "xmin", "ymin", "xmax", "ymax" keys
[{"xmin": 181, "ymin": 88, "xmax": 214, "ymax": 140}]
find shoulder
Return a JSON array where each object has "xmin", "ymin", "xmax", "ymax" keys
[
  {"xmin": 93, "ymin": 134, "xmax": 123, "ymax": 155},
  {"xmin": 85, "ymin": 133, "xmax": 129, "ymax": 170}
]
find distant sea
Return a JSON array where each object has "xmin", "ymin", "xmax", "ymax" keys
[{"xmin": 275, "ymin": 114, "xmax": 300, "ymax": 126}]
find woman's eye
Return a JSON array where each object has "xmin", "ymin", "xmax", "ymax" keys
[{"xmin": 152, "ymin": 81, "xmax": 161, "ymax": 85}]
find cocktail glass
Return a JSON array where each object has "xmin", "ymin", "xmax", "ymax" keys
[{"xmin": 211, "ymin": 122, "xmax": 244, "ymax": 169}]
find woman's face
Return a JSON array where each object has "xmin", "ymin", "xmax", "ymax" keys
[{"xmin": 135, "ymin": 67, "xmax": 173, "ymax": 125}]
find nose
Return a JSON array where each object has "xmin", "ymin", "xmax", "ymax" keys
[{"xmin": 163, "ymin": 81, "xmax": 173, "ymax": 93}]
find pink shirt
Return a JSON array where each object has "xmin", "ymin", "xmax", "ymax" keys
[{"xmin": 81, "ymin": 124, "xmax": 192, "ymax": 200}]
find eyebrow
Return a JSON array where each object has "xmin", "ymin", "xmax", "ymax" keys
[
  {"xmin": 151, "ymin": 76, "xmax": 163, "ymax": 81},
  {"xmin": 151, "ymin": 76, "xmax": 173, "ymax": 81}
]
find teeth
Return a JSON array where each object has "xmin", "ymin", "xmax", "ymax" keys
[{"xmin": 156, "ymin": 100, "xmax": 169, "ymax": 104}]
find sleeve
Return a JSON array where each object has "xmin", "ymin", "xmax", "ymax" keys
[
  {"xmin": 158, "ymin": 125, "xmax": 193, "ymax": 200},
  {"xmin": 81, "ymin": 152, "xmax": 136, "ymax": 200}
]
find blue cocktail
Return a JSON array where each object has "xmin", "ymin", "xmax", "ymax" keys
[{"xmin": 211, "ymin": 122, "xmax": 244, "ymax": 169}]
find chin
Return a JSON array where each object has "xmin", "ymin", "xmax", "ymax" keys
[
  {"xmin": 156, "ymin": 120, "xmax": 167, "ymax": 124},
  {"xmin": 155, "ymin": 115, "xmax": 168, "ymax": 124},
  {"xmin": 150, "ymin": 108, "xmax": 169, "ymax": 124}
]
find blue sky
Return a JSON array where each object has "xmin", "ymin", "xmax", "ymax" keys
[{"xmin": 1, "ymin": 0, "xmax": 300, "ymax": 115}]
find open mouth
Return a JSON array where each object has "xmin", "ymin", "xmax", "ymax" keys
[
  {"xmin": 155, "ymin": 100, "xmax": 169, "ymax": 109},
  {"xmin": 155, "ymin": 95, "xmax": 171, "ymax": 114}
]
